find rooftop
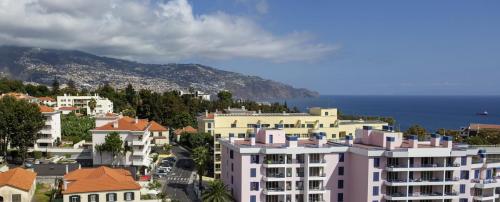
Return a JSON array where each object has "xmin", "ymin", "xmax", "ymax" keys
[
  {"xmin": 174, "ymin": 126, "xmax": 197, "ymax": 135},
  {"xmin": 39, "ymin": 105, "xmax": 56, "ymax": 113},
  {"xmin": 93, "ymin": 116, "xmax": 150, "ymax": 131},
  {"xmin": 149, "ymin": 121, "xmax": 168, "ymax": 131},
  {"xmin": 63, "ymin": 166, "xmax": 140, "ymax": 194},
  {"xmin": 0, "ymin": 168, "xmax": 36, "ymax": 191}
]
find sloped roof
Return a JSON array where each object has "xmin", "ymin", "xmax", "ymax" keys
[
  {"xmin": 174, "ymin": 126, "xmax": 197, "ymax": 135},
  {"xmin": 38, "ymin": 96, "xmax": 55, "ymax": 101},
  {"xmin": 39, "ymin": 105, "xmax": 55, "ymax": 113},
  {"xmin": 93, "ymin": 116, "xmax": 149, "ymax": 131},
  {"xmin": 63, "ymin": 166, "xmax": 140, "ymax": 194},
  {"xmin": 0, "ymin": 168, "xmax": 37, "ymax": 191},
  {"xmin": 149, "ymin": 121, "xmax": 168, "ymax": 131},
  {"xmin": 58, "ymin": 106, "xmax": 79, "ymax": 111}
]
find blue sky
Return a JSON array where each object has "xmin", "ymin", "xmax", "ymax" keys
[
  {"xmin": 1, "ymin": 0, "xmax": 499, "ymax": 95},
  {"xmin": 189, "ymin": 0, "xmax": 500, "ymax": 95}
]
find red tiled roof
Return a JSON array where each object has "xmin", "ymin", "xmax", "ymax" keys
[
  {"xmin": 94, "ymin": 116, "xmax": 150, "ymax": 131},
  {"xmin": 174, "ymin": 126, "xmax": 197, "ymax": 135},
  {"xmin": 63, "ymin": 166, "xmax": 140, "ymax": 194},
  {"xmin": 39, "ymin": 105, "xmax": 55, "ymax": 113},
  {"xmin": 0, "ymin": 168, "xmax": 37, "ymax": 191},
  {"xmin": 38, "ymin": 96, "xmax": 55, "ymax": 101},
  {"xmin": 149, "ymin": 121, "xmax": 168, "ymax": 131},
  {"xmin": 59, "ymin": 106, "xmax": 79, "ymax": 111}
]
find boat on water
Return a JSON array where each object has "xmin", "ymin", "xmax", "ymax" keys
[{"xmin": 477, "ymin": 111, "xmax": 488, "ymax": 116}]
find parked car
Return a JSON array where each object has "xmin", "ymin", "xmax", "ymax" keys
[{"xmin": 24, "ymin": 159, "xmax": 34, "ymax": 168}]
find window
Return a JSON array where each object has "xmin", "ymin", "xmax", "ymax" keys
[
  {"xmin": 460, "ymin": 199, "xmax": 468, "ymax": 202},
  {"xmin": 475, "ymin": 170, "xmax": 480, "ymax": 179},
  {"xmin": 230, "ymin": 150, "xmax": 233, "ymax": 159},
  {"xmin": 231, "ymin": 163, "xmax": 234, "ymax": 171},
  {"xmin": 124, "ymin": 192, "xmax": 134, "ymax": 201},
  {"xmin": 88, "ymin": 194, "xmax": 99, "ymax": 202},
  {"xmin": 251, "ymin": 168, "xmax": 256, "ymax": 177},
  {"xmin": 250, "ymin": 195, "xmax": 256, "ymax": 202},
  {"xmin": 330, "ymin": 124, "xmax": 335, "ymax": 127},
  {"xmin": 238, "ymin": 133, "xmax": 245, "ymax": 138},
  {"xmin": 229, "ymin": 133, "xmax": 234, "ymax": 138},
  {"xmin": 461, "ymin": 156, "xmax": 467, "ymax": 165},
  {"xmin": 325, "ymin": 112, "xmax": 329, "ymax": 116},
  {"xmin": 68, "ymin": 195, "xmax": 80, "ymax": 202},
  {"xmin": 460, "ymin": 184, "xmax": 466, "ymax": 193},
  {"xmin": 373, "ymin": 172, "xmax": 379, "ymax": 181},
  {"xmin": 338, "ymin": 167, "xmax": 344, "ymax": 175},
  {"xmin": 339, "ymin": 153, "xmax": 344, "ymax": 162},
  {"xmin": 106, "ymin": 193, "xmax": 117, "ymax": 202},
  {"xmin": 337, "ymin": 180, "xmax": 344, "ymax": 189},
  {"xmin": 374, "ymin": 158, "xmax": 380, "ymax": 167},
  {"xmin": 461, "ymin": 171, "xmax": 469, "ymax": 180},
  {"xmin": 231, "ymin": 123, "xmax": 236, "ymax": 128},
  {"xmin": 337, "ymin": 193, "xmax": 343, "ymax": 202},
  {"xmin": 207, "ymin": 123, "xmax": 212, "ymax": 128},
  {"xmin": 373, "ymin": 186, "xmax": 379, "ymax": 196},
  {"xmin": 250, "ymin": 182, "xmax": 259, "ymax": 191},
  {"xmin": 231, "ymin": 176, "xmax": 233, "ymax": 184},
  {"xmin": 319, "ymin": 124, "xmax": 323, "ymax": 128},
  {"xmin": 332, "ymin": 134, "xmax": 337, "ymax": 138},
  {"xmin": 251, "ymin": 155, "xmax": 259, "ymax": 163}
]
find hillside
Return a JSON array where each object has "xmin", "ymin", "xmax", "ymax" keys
[{"xmin": 0, "ymin": 46, "xmax": 319, "ymax": 100}]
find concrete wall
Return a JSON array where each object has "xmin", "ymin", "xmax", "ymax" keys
[
  {"xmin": 0, "ymin": 180, "xmax": 35, "ymax": 202},
  {"xmin": 63, "ymin": 190, "xmax": 140, "ymax": 202}
]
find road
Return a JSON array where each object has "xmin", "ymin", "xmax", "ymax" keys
[{"xmin": 162, "ymin": 145, "xmax": 199, "ymax": 202}]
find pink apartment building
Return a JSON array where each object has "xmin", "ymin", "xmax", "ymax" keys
[{"xmin": 220, "ymin": 126, "xmax": 500, "ymax": 202}]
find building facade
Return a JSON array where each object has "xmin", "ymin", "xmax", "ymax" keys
[
  {"xmin": 220, "ymin": 126, "xmax": 500, "ymax": 202},
  {"xmin": 199, "ymin": 107, "xmax": 387, "ymax": 179},
  {"xmin": 35, "ymin": 105, "xmax": 62, "ymax": 149},
  {"xmin": 91, "ymin": 116, "xmax": 152, "ymax": 167},
  {"xmin": 0, "ymin": 168, "xmax": 37, "ymax": 202},
  {"xmin": 57, "ymin": 94, "xmax": 113, "ymax": 115},
  {"xmin": 62, "ymin": 166, "xmax": 141, "ymax": 202}
]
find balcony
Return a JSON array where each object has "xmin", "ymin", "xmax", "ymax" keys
[
  {"xmin": 263, "ymin": 173, "xmax": 286, "ymax": 181},
  {"xmin": 472, "ymin": 178, "xmax": 500, "ymax": 189},
  {"xmin": 263, "ymin": 160, "xmax": 286, "ymax": 168},
  {"xmin": 132, "ymin": 139, "xmax": 146, "ymax": 146},
  {"xmin": 384, "ymin": 192, "xmax": 459, "ymax": 200},
  {"xmin": 309, "ymin": 159, "xmax": 326, "ymax": 165},
  {"xmin": 385, "ymin": 163, "xmax": 461, "ymax": 172},
  {"xmin": 308, "ymin": 186, "xmax": 326, "ymax": 193},
  {"xmin": 384, "ymin": 177, "xmax": 460, "ymax": 186},
  {"xmin": 262, "ymin": 187, "xmax": 285, "ymax": 195},
  {"xmin": 473, "ymin": 194, "xmax": 499, "ymax": 201},
  {"xmin": 36, "ymin": 137, "xmax": 54, "ymax": 144}
]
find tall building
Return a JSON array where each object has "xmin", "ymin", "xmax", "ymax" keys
[
  {"xmin": 90, "ymin": 116, "xmax": 152, "ymax": 168},
  {"xmin": 198, "ymin": 107, "xmax": 387, "ymax": 179},
  {"xmin": 57, "ymin": 94, "xmax": 113, "ymax": 115},
  {"xmin": 35, "ymin": 105, "xmax": 62, "ymax": 149},
  {"xmin": 220, "ymin": 126, "xmax": 500, "ymax": 202}
]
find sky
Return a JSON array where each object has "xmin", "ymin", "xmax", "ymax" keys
[{"xmin": 0, "ymin": 0, "xmax": 499, "ymax": 95}]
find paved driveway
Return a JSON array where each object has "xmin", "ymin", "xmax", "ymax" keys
[{"xmin": 161, "ymin": 145, "xmax": 198, "ymax": 202}]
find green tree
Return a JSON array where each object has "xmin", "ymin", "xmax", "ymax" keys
[
  {"xmin": 51, "ymin": 78, "xmax": 60, "ymax": 96},
  {"xmin": 125, "ymin": 83, "xmax": 137, "ymax": 106},
  {"xmin": 217, "ymin": 91, "xmax": 232, "ymax": 108},
  {"xmin": 95, "ymin": 144, "xmax": 105, "ymax": 164},
  {"xmin": 0, "ymin": 96, "xmax": 45, "ymax": 160},
  {"xmin": 88, "ymin": 98, "xmax": 97, "ymax": 115},
  {"xmin": 192, "ymin": 146, "xmax": 210, "ymax": 191},
  {"xmin": 202, "ymin": 180, "xmax": 233, "ymax": 202},
  {"xmin": 61, "ymin": 113, "xmax": 95, "ymax": 143},
  {"xmin": 102, "ymin": 132, "xmax": 123, "ymax": 165},
  {"xmin": 405, "ymin": 124, "xmax": 427, "ymax": 140}
]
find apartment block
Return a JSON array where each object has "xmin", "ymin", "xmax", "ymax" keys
[
  {"xmin": 199, "ymin": 107, "xmax": 387, "ymax": 179},
  {"xmin": 57, "ymin": 94, "xmax": 113, "ymax": 115},
  {"xmin": 220, "ymin": 126, "xmax": 500, "ymax": 202},
  {"xmin": 35, "ymin": 105, "xmax": 62, "ymax": 149},
  {"xmin": 91, "ymin": 116, "xmax": 153, "ymax": 168}
]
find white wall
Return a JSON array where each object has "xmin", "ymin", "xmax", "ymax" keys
[
  {"xmin": 63, "ymin": 190, "xmax": 140, "ymax": 202},
  {"xmin": 0, "ymin": 181, "xmax": 35, "ymax": 202}
]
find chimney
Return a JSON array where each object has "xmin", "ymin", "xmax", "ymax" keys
[
  {"xmin": 205, "ymin": 110, "xmax": 208, "ymax": 116},
  {"xmin": 63, "ymin": 180, "xmax": 68, "ymax": 190},
  {"xmin": 241, "ymin": 106, "xmax": 245, "ymax": 110},
  {"xmin": 430, "ymin": 134, "xmax": 440, "ymax": 147},
  {"xmin": 442, "ymin": 136, "xmax": 452, "ymax": 148},
  {"xmin": 286, "ymin": 136, "xmax": 298, "ymax": 148},
  {"xmin": 258, "ymin": 109, "xmax": 262, "ymax": 114},
  {"xmin": 113, "ymin": 121, "xmax": 119, "ymax": 128},
  {"xmin": 314, "ymin": 133, "xmax": 327, "ymax": 147},
  {"xmin": 344, "ymin": 135, "xmax": 354, "ymax": 146},
  {"xmin": 250, "ymin": 133, "xmax": 256, "ymax": 146},
  {"xmin": 409, "ymin": 135, "xmax": 418, "ymax": 148},
  {"xmin": 135, "ymin": 117, "xmax": 139, "ymax": 124},
  {"xmin": 386, "ymin": 136, "xmax": 396, "ymax": 150},
  {"xmin": 65, "ymin": 164, "xmax": 69, "ymax": 174}
]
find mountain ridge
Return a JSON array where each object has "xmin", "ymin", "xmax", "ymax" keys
[{"xmin": 0, "ymin": 45, "xmax": 319, "ymax": 100}]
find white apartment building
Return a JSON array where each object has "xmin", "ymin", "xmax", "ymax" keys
[
  {"xmin": 179, "ymin": 90, "xmax": 211, "ymax": 101},
  {"xmin": 90, "ymin": 116, "xmax": 153, "ymax": 168},
  {"xmin": 35, "ymin": 105, "xmax": 62, "ymax": 149},
  {"xmin": 57, "ymin": 94, "xmax": 113, "ymax": 115}
]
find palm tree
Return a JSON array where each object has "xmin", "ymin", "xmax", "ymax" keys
[
  {"xmin": 95, "ymin": 144, "xmax": 104, "ymax": 164},
  {"xmin": 88, "ymin": 98, "xmax": 97, "ymax": 115},
  {"xmin": 192, "ymin": 146, "xmax": 210, "ymax": 191},
  {"xmin": 202, "ymin": 180, "xmax": 233, "ymax": 202},
  {"xmin": 123, "ymin": 140, "xmax": 132, "ymax": 166}
]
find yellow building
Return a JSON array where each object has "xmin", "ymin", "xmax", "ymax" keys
[{"xmin": 197, "ymin": 107, "xmax": 387, "ymax": 178}]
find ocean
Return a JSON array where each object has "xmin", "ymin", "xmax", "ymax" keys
[{"xmin": 273, "ymin": 95, "xmax": 500, "ymax": 132}]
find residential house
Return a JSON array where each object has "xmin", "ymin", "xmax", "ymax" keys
[
  {"xmin": 38, "ymin": 96, "xmax": 57, "ymax": 107},
  {"xmin": 174, "ymin": 126, "xmax": 197, "ymax": 142},
  {"xmin": 149, "ymin": 121, "xmax": 169, "ymax": 146},
  {"xmin": 35, "ymin": 105, "xmax": 62, "ymax": 149},
  {"xmin": 57, "ymin": 94, "xmax": 113, "ymax": 116},
  {"xmin": 0, "ymin": 168, "xmax": 37, "ymax": 202}
]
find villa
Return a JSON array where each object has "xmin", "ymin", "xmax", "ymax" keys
[
  {"xmin": 57, "ymin": 94, "xmax": 113, "ymax": 116},
  {"xmin": 0, "ymin": 168, "xmax": 37, "ymax": 202}
]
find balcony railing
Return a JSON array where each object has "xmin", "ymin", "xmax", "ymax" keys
[
  {"xmin": 310, "ymin": 173, "xmax": 326, "ymax": 177},
  {"xmin": 472, "ymin": 178, "xmax": 499, "ymax": 184},
  {"xmin": 264, "ymin": 187, "xmax": 285, "ymax": 192},
  {"xmin": 266, "ymin": 173, "xmax": 285, "ymax": 178},
  {"xmin": 309, "ymin": 186, "xmax": 325, "ymax": 191},
  {"xmin": 264, "ymin": 160, "xmax": 286, "ymax": 164},
  {"xmin": 309, "ymin": 159, "xmax": 326, "ymax": 164}
]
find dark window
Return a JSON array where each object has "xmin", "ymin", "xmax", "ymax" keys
[
  {"xmin": 250, "ymin": 195, "xmax": 256, "ymax": 202},
  {"xmin": 337, "ymin": 193, "xmax": 344, "ymax": 202},
  {"xmin": 250, "ymin": 182, "xmax": 259, "ymax": 191},
  {"xmin": 229, "ymin": 133, "xmax": 234, "ymax": 138},
  {"xmin": 231, "ymin": 176, "xmax": 233, "ymax": 184},
  {"xmin": 338, "ymin": 167, "xmax": 344, "ymax": 175},
  {"xmin": 339, "ymin": 153, "xmax": 344, "ymax": 162},
  {"xmin": 460, "ymin": 199, "xmax": 468, "ymax": 202},
  {"xmin": 251, "ymin": 155, "xmax": 259, "ymax": 163},
  {"xmin": 88, "ymin": 194, "xmax": 99, "ymax": 202},
  {"xmin": 230, "ymin": 150, "xmax": 233, "ymax": 159},
  {"xmin": 124, "ymin": 192, "xmax": 135, "ymax": 201},
  {"xmin": 461, "ymin": 171, "xmax": 469, "ymax": 180},
  {"xmin": 338, "ymin": 180, "xmax": 344, "ymax": 189},
  {"xmin": 461, "ymin": 157, "xmax": 467, "ymax": 165},
  {"xmin": 231, "ymin": 123, "xmax": 236, "ymax": 128},
  {"xmin": 460, "ymin": 184, "xmax": 466, "ymax": 193},
  {"xmin": 231, "ymin": 163, "xmax": 234, "ymax": 171},
  {"xmin": 319, "ymin": 124, "xmax": 323, "ymax": 128},
  {"xmin": 374, "ymin": 158, "xmax": 380, "ymax": 167},
  {"xmin": 373, "ymin": 172, "xmax": 379, "ymax": 181},
  {"xmin": 69, "ymin": 195, "xmax": 80, "ymax": 202},
  {"xmin": 251, "ymin": 168, "xmax": 256, "ymax": 177},
  {"xmin": 106, "ymin": 193, "xmax": 117, "ymax": 202},
  {"xmin": 332, "ymin": 134, "xmax": 337, "ymax": 138},
  {"xmin": 373, "ymin": 186, "xmax": 379, "ymax": 196},
  {"xmin": 330, "ymin": 124, "xmax": 335, "ymax": 127},
  {"xmin": 238, "ymin": 133, "xmax": 245, "ymax": 138}
]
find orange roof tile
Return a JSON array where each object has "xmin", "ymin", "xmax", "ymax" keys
[
  {"xmin": 38, "ymin": 96, "xmax": 55, "ymax": 101},
  {"xmin": 63, "ymin": 166, "xmax": 140, "ymax": 194},
  {"xmin": 39, "ymin": 105, "xmax": 55, "ymax": 113},
  {"xmin": 0, "ymin": 168, "xmax": 36, "ymax": 191},
  {"xmin": 174, "ymin": 126, "xmax": 197, "ymax": 135},
  {"xmin": 58, "ymin": 106, "xmax": 79, "ymax": 111},
  {"xmin": 94, "ymin": 116, "xmax": 150, "ymax": 131},
  {"xmin": 149, "ymin": 121, "xmax": 168, "ymax": 131}
]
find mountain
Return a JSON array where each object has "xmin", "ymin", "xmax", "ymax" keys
[{"xmin": 0, "ymin": 46, "xmax": 319, "ymax": 100}]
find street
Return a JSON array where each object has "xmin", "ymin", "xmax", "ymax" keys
[{"xmin": 162, "ymin": 145, "xmax": 199, "ymax": 202}]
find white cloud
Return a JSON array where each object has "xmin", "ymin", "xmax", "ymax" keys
[
  {"xmin": 0, "ymin": 0, "xmax": 335, "ymax": 63},
  {"xmin": 255, "ymin": 0, "xmax": 269, "ymax": 14}
]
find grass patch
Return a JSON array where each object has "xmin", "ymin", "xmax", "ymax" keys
[{"xmin": 35, "ymin": 183, "xmax": 53, "ymax": 202}]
